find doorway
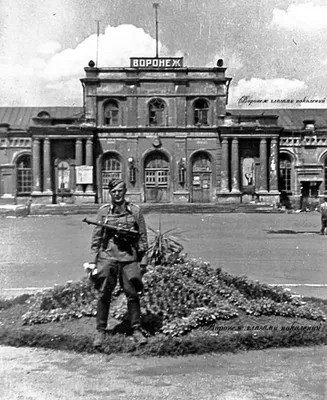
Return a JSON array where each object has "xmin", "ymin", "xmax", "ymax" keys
[
  {"xmin": 144, "ymin": 152, "xmax": 170, "ymax": 203},
  {"xmin": 191, "ymin": 152, "xmax": 212, "ymax": 203}
]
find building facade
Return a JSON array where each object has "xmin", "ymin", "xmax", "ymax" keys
[{"xmin": 1, "ymin": 57, "xmax": 327, "ymax": 208}]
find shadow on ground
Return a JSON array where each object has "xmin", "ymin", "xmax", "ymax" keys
[{"xmin": 266, "ymin": 229, "xmax": 320, "ymax": 235}]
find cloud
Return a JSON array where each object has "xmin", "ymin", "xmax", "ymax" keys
[
  {"xmin": 41, "ymin": 24, "xmax": 160, "ymax": 83},
  {"xmin": 0, "ymin": 24, "xmax": 164, "ymax": 105},
  {"xmin": 37, "ymin": 41, "xmax": 62, "ymax": 56},
  {"xmin": 228, "ymin": 77, "xmax": 311, "ymax": 108},
  {"xmin": 271, "ymin": 3, "xmax": 327, "ymax": 31}
]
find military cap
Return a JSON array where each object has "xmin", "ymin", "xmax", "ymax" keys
[{"xmin": 108, "ymin": 178, "xmax": 126, "ymax": 191}]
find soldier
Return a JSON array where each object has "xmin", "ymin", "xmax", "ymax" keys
[
  {"xmin": 319, "ymin": 196, "xmax": 327, "ymax": 235},
  {"xmin": 90, "ymin": 178, "xmax": 148, "ymax": 347}
]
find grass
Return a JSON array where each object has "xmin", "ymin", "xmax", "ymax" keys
[{"xmin": 0, "ymin": 302, "xmax": 326, "ymax": 356}]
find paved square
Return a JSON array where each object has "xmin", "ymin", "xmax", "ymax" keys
[{"xmin": 0, "ymin": 212, "xmax": 326, "ymax": 298}]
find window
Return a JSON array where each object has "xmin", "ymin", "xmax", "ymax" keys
[
  {"xmin": 144, "ymin": 152, "xmax": 169, "ymax": 187},
  {"xmin": 324, "ymin": 159, "xmax": 327, "ymax": 191},
  {"xmin": 17, "ymin": 155, "xmax": 32, "ymax": 195},
  {"xmin": 104, "ymin": 100, "xmax": 119, "ymax": 125},
  {"xmin": 192, "ymin": 152, "xmax": 211, "ymax": 172},
  {"xmin": 149, "ymin": 98, "xmax": 166, "ymax": 126},
  {"xmin": 103, "ymin": 157, "xmax": 121, "ymax": 176},
  {"xmin": 36, "ymin": 111, "xmax": 51, "ymax": 118},
  {"xmin": 194, "ymin": 99, "xmax": 209, "ymax": 125},
  {"xmin": 102, "ymin": 156, "xmax": 122, "ymax": 188},
  {"xmin": 279, "ymin": 156, "xmax": 292, "ymax": 192}
]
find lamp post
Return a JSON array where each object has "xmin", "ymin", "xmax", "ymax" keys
[
  {"xmin": 153, "ymin": 3, "xmax": 159, "ymax": 58},
  {"xmin": 128, "ymin": 157, "xmax": 136, "ymax": 183},
  {"xmin": 178, "ymin": 158, "xmax": 186, "ymax": 184}
]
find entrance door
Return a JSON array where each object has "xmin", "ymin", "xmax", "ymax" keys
[
  {"xmin": 16, "ymin": 155, "xmax": 32, "ymax": 196},
  {"xmin": 191, "ymin": 152, "xmax": 212, "ymax": 203},
  {"xmin": 144, "ymin": 152, "xmax": 169, "ymax": 203},
  {"xmin": 101, "ymin": 155, "xmax": 122, "ymax": 203},
  {"xmin": 0, "ymin": 169, "xmax": 13, "ymax": 198}
]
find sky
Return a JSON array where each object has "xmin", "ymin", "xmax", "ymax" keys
[{"xmin": 1, "ymin": 0, "xmax": 327, "ymax": 109}]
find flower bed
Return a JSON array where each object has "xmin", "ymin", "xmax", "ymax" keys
[{"xmin": 0, "ymin": 258, "xmax": 326, "ymax": 355}]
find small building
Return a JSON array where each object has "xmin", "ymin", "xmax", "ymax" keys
[{"xmin": 1, "ymin": 57, "xmax": 327, "ymax": 208}]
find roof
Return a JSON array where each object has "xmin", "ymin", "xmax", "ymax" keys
[
  {"xmin": 1, "ymin": 106, "xmax": 327, "ymax": 131},
  {"xmin": 227, "ymin": 108, "xmax": 327, "ymax": 130},
  {"xmin": 0, "ymin": 107, "xmax": 84, "ymax": 130}
]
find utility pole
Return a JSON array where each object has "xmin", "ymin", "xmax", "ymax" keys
[
  {"xmin": 96, "ymin": 20, "xmax": 100, "ymax": 67},
  {"xmin": 153, "ymin": 3, "xmax": 159, "ymax": 57}
]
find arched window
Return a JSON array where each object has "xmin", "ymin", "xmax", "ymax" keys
[
  {"xmin": 37, "ymin": 111, "xmax": 51, "ymax": 118},
  {"xmin": 192, "ymin": 152, "xmax": 211, "ymax": 172},
  {"xmin": 104, "ymin": 100, "xmax": 119, "ymax": 126},
  {"xmin": 324, "ymin": 158, "xmax": 327, "ymax": 191},
  {"xmin": 279, "ymin": 155, "xmax": 292, "ymax": 192},
  {"xmin": 17, "ymin": 155, "xmax": 32, "ymax": 195},
  {"xmin": 102, "ymin": 156, "xmax": 122, "ymax": 180},
  {"xmin": 194, "ymin": 99, "xmax": 209, "ymax": 125},
  {"xmin": 101, "ymin": 154, "xmax": 122, "ymax": 202},
  {"xmin": 148, "ymin": 98, "xmax": 166, "ymax": 126}
]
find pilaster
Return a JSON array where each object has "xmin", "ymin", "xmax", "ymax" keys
[
  {"xmin": 231, "ymin": 137, "xmax": 240, "ymax": 193},
  {"xmin": 220, "ymin": 137, "xmax": 229, "ymax": 193},
  {"xmin": 258, "ymin": 138, "xmax": 268, "ymax": 193},
  {"xmin": 32, "ymin": 138, "xmax": 41, "ymax": 194},
  {"xmin": 43, "ymin": 138, "xmax": 52, "ymax": 194}
]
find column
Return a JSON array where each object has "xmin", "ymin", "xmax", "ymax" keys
[
  {"xmin": 85, "ymin": 138, "xmax": 94, "ymax": 193},
  {"xmin": 70, "ymin": 163, "xmax": 76, "ymax": 191},
  {"xmin": 231, "ymin": 137, "xmax": 240, "ymax": 193},
  {"xmin": 220, "ymin": 137, "xmax": 229, "ymax": 192},
  {"xmin": 32, "ymin": 138, "xmax": 41, "ymax": 193},
  {"xmin": 259, "ymin": 138, "xmax": 268, "ymax": 192},
  {"xmin": 43, "ymin": 138, "xmax": 52, "ymax": 193},
  {"xmin": 269, "ymin": 138, "xmax": 279, "ymax": 192},
  {"xmin": 75, "ymin": 139, "xmax": 83, "ymax": 193}
]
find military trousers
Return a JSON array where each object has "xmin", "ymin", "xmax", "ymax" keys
[{"xmin": 94, "ymin": 255, "xmax": 143, "ymax": 331}]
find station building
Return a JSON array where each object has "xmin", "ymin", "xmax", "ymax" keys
[{"xmin": 1, "ymin": 56, "xmax": 327, "ymax": 209}]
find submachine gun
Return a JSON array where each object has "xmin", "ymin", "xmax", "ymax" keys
[{"xmin": 82, "ymin": 217, "xmax": 140, "ymax": 243}]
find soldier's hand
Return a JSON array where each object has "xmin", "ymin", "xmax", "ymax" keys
[{"xmin": 137, "ymin": 251, "xmax": 148, "ymax": 264}]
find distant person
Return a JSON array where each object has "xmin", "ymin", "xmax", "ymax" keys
[
  {"xmin": 280, "ymin": 190, "xmax": 292, "ymax": 210},
  {"xmin": 319, "ymin": 196, "xmax": 327, "ymax": 235},
  {"xmin": 89, "ymin": 178, "xmax": 148, "ymax": 348}
]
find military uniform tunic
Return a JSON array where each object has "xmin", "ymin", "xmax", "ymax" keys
[{"xmin": 91, "ymin": 201, "xmax": 148, "ymax": 263}]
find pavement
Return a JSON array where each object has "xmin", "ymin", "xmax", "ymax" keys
[
  {"xmin": 1, "ymin": 211, "xmax": 326, "ymax": 298},
  {"xmin": 1, "ymin": 345, "xmax": 326, "ymax": 400}
]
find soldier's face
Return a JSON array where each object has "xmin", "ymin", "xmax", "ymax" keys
[{"xmin": 110, "ymin": 182, "xmax": 126, "ymax": 205}]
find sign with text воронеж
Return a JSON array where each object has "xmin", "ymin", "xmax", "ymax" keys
[
  {"xmin": 76, "ymin": 166, "xmax": 93, "ymax": 184},
  {"xmin": 130, "ymin": 57, "xmax": 183, "ymax": 68}
]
